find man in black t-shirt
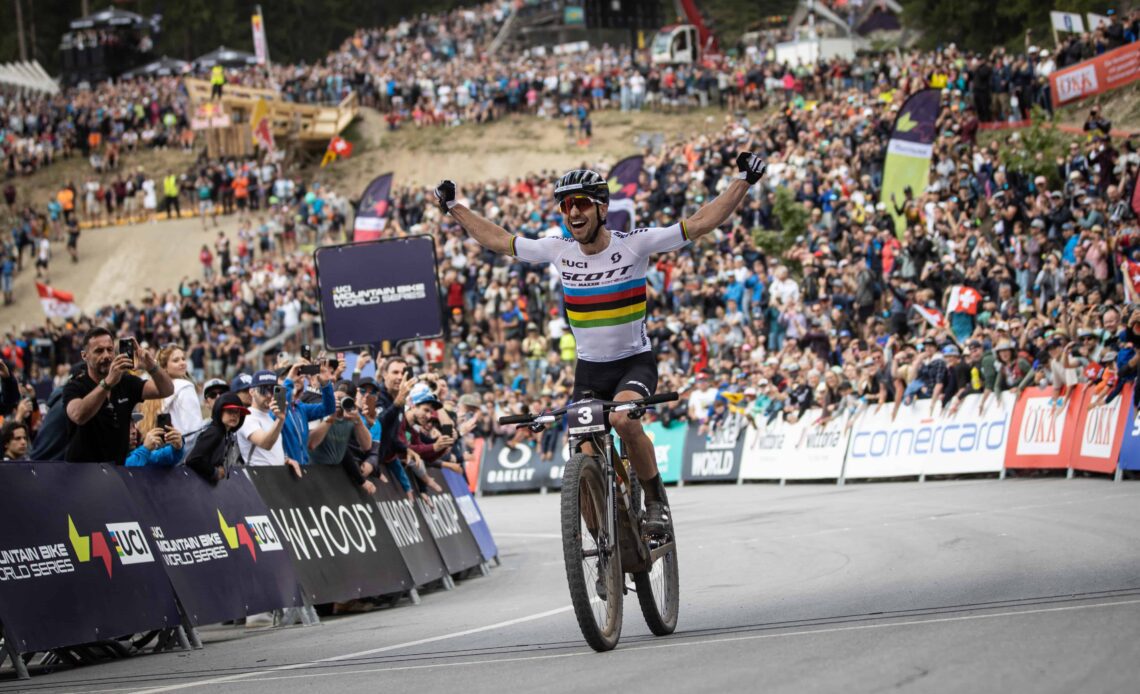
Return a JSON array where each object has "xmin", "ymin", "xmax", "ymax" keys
[{"xmin": 64, "ymin": 327, "xmax": 175, "ymax": 464}]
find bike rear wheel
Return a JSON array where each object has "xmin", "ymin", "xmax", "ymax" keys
[
  {"xmin": 629, "ymin": 476, "xmax": 679, "ymax": 635},
  {"xmin": 561, "ymin": 452, "xmax": 623, "ymax": 652}
]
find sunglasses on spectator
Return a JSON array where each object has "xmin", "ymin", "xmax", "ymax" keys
[
  {"xmin": 204, "ymin": 389, "xmax": 227, "ymax": 399},
  {"xmin": 559, "ymin": 195, "xmax": 601, "ymax": 215},
  {"xmin": 255, "ymin": 386, "xmax": 275, "ymax": 396}
]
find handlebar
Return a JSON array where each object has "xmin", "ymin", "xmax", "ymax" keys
[{"xmin": 497, "ymin": 392, "xmax": 679, "ymax": 426}]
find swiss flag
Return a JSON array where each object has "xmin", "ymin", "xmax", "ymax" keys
[
  {"xmin": 1124, "ymin": 260, "xmax": 1140, "ymax": 303},
  {"xmin": 946, "ymin": 285, "xmax": 982, "ymax": 316},
  {"xmin": 914, "ymin": 304, "xmax": 946, "ymax": 329},
  {"xmin": 332, "ymin": 136, "xmax": 353, "ymax": 158},
  {"xmin": 424, "ymin": 339, "xmax": 445, "ymax": 364},
  {"xmin": 36, "ymin": 282, "xmax": 80, "ymax": 319}
]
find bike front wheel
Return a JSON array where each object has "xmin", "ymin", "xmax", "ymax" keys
[
  {"xmin": 561, "ymin": 452, "xmax": 623, "ymax": 652},
  {"xmin": 633, "ymin": 538, "xmax": 679, "ymax": 635}
]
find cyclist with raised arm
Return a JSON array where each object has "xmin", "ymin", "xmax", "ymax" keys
[{"xmin": 435, "ymin": 152, "xmax": 766, "ymax": 534}]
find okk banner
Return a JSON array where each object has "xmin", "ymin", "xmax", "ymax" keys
[
  {"xmin": 0, "ymin": 463, "xmax": 180, "ymax": 654},
  {"xmin": 682, "ymin": 412, "xmax": 747, "ymax": 482},
  {"xmin": 1071, "ymin": 384, "xmax": 1134, "ymax": 474},
  {"xmin": 1005, "ymin": 386, "xmax": 1084, "ymax": 469}
]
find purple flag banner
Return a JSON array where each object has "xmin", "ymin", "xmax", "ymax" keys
[
  {"xmin": 354, "ymin": 173, "xmax": 394, "ymax": 242},
  {"xmin": 605, "ymin": 155, "xmax": 643, "ymax": 233}
]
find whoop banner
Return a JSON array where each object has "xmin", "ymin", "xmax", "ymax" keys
[
  {"xmin": 422, "ymin": 470, "xmax": 484, "ymax": 573},
  {"xmin": 682, "ymin": 412, "xmax": 746, "ymax": 482},
  {"xmin": 605, "ymin": 155, "xmax": 643, "ymax": 233},
  {"xmin": 740, "ymin": 408, "xmax": 848, "ymax": 480},
  {"xmin": 442, "ymin": 469, "xmax": 499, "ymax": 562},
  {"xmin": 0, "ymin": 464, "xmax": 180, "ymax": 654},
  {"xmin": 353, "ymin": 172, "xmax": 394, "ymax": 242},
  {"xmin": 119, "ymin": 467, "xmax": 303, "ymax": 627},
  {"xmin": 248, "ymin": 466, "xmax": 414, "ymax": 603},
  {"xmin": 315, "ymin": 235, "xmax": 443, "ymax": 350},
  {"xmin": 371, "ymin": 476, "xmax": 449, "ymax": 587},
  {"xmin": 879, "ymin": 88, "xmax": 941, "ymax": 236}
]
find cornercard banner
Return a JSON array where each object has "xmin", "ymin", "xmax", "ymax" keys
[
  {"xmin": 682, "ymin": 412, "xmax": 746, "ymax": 482},
  {"xmin": 739, "ymin": 408, "xmax": 848, "ymax": 480},
  {"xmin": 315, "ymin": 235, "xmax": 443, "ymax": 349},
  {"xmin": 119, "ymin": 467, "xmax": 303, "ymax": 627},
  {"xmin": 248, "ymin": 466, "xmax": 414, "ymax": 603},
  {"xmin": 0, "ymin": 464, "xmax": 181, "ymax": 654},
  {"xmin": 371, "ymin": 476, "xmax": 448, "ymax": 587},
  {"xmin": 442, "ymin": 468, "xmax": 499, "ymax": 562},
  {"xmin": 845, "ymin": 394, "xmax": 1014, "ymax": 478}
]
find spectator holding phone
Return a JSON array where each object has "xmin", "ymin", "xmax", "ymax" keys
[
  {"xmin": 64, "ymin": 328, "xmax": 174, "ymax": 464},
  {"xmin": 156, "ymin": 345, "xmax": 208, "ymax": 437},
  {"xmin": 125, "ymin": 419, "xmax": 185, "ymax": 467},
  {"xmin": 279, "ymin": 351, "xmax": 338, "ymax": 466},
  {"xmin": 187, "ymin": 393, "xmax": 249, "ymax": 482},
  {"xmin": 309, "ymin": 380, "xmax": 374, "ymax": 492},
  {"xmin": 236, "ymin": 370, "xmax": 302, "ymax": 477}
]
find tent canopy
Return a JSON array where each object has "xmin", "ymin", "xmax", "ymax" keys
[
  {"xmin": 120, "ymin": 56, "xmax": 190, "ymax": 79},
  {"xmin": 193, "ymin": 46, "xmax": 259, "ymax": 70},
  {"xmin": 70, "ymin": 7, "xmax": 146, "ymax": 30},
  {"xmin": 0, "ymin": 61, "xmax": 60, "ymax": 96}
]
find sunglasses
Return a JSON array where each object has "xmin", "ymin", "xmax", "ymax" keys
[
  {"xmin": 255, "ymin": 386, "xmax": 275, "ymax": 396},
  {"xmin": 559, "ymin": 195, "xmax": 600, "ymax": 215}
]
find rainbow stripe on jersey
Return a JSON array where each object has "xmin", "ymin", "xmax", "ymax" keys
[{"xmin": 564, "ymin": 277, "xmax": 647, "ymax": 329}]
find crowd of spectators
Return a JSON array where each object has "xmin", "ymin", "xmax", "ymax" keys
[{"xmin": 3, "ymin": 6, "xmax": 1140, "ymax": 478}]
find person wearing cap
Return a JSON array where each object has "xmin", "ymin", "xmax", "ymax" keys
[
  {"xmin": 203, "ymin": 378, "xmax": 229, "ymax": 406},
  {"xmin": 978, "ymin": 339, "xmax": 1032, "ymax": 413},
  {"xmin": 230, "ymin": 372, "xmax": 255, "ymax": 407},
  {"xmin": 387, "ymin": 383, "xmax": 450, "ymax": 498},
  {"xmin": 186, "ymin": 393, "xmax": 249, "ymax": 483},
  {"xmin": 355, "ymin": 376, "xmax": 381, "ymax": 427},
  {"xmin": 235, "ymin": 370, "xmax": 301, "ymax": 475}
]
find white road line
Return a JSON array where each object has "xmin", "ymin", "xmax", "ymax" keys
[
  {"xmin": 493, "ymin": 532, "xmax": 562, "ymax": 539},
  {"xmin": 134, "ymin": 598, "xmax": 1140, "ymax": 688},
  {"xmin": 127, "ymin": 605, "xmax": 575, "ymax": 693}
]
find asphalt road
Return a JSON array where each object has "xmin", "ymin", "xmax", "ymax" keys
[{"xmin": 4, "ymin": 478, "xmax": 1139, "ymax": 693}]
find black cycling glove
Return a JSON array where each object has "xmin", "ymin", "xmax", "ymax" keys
[
  {"xmin": 735, "ymin": 151, "xmax": 766, "ymax": 184},
  {"xmin": 434, "ymin": 180, "xmax": 458, "ymax": 215}
]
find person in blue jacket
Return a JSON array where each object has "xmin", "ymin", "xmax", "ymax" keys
[
  {"xmin": 279, "ymin": 357, "xmax": 338, "ymax": 465},
  {"xmin": 125, "ymin": 422, "xmax": 185, "ymax": 467}
]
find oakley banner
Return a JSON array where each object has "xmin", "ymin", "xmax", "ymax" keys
[
  {"xmin": 248, "ymin": 466, "xmax": 414, "ymax": 603},
  {"xmin": 315, "ymin": 235, "xmax": 443, "ymax": 350},
  {"xmin": 480, "ymin": 439, "xmax": 557, "ymax": 493},
  {"xmin": 371, "ymin": 476, "xmax": 448, "ymax": 587},
  {"xmin": 423, "ymin": 469, "xmax": 484, "ymax": 574},
  {"xmin": 682, "ymin": 412, "xmax": 747, "ymax": 482},
  {"xmin": 442, "ymin": 468, "xmax": 499, "ymax": 562},
  {"xmin": 0, "ymin": 463, "xmax": 180, "ymax": 654},
  {"xmin": 118, "ymin": 467, "xmax": 303, "ymax": 627}
]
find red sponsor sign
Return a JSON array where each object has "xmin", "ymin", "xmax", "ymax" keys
[
  {"xmin": 464, "ymin": 437, "xmax": 485, "ymax": 493},
  {"xmin": 1070, "ymin": 384, "xmax": 1133, "ymax": 474},
  {"xmin": 1050, "ymin": 42, "xmax": 1140, "ymax": 109},
  {"xmin": 1004, "ymin": 386, "xmax": 1083, "ymax": 469}
]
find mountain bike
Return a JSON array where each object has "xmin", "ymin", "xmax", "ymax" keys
[{"xmin": 499, "ymin": 391, "xmax": 680, "ymax": 652}]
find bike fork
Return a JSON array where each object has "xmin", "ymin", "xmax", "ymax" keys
[{"xmin": 601, "ymin": 434, "xmax": 617, "ymax": 560}]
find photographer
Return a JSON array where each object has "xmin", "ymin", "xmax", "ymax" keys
[
  {"xmin": 279, "ymin": 352, "xmax": 338, "ymax": 466},
  {"xmin": 236, "ymin": 370, "xmax": 302, "ymax": 477},
  {"xmin": 309, "ymin": 380, "xmax": 374, "ymax": 492}
]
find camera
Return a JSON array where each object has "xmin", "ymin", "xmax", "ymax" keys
[{"xmin": 339, "ymin": 397, "xmax": 356, "ymax": 412}]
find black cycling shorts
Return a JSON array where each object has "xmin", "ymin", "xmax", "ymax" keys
[{"xmin": 572, "ymin": 351, "xmax": 657, "ymax": 402}]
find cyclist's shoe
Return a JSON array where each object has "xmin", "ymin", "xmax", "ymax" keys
[{"xmin": 643, "ymin": 499, "xmax": 672, "ymax": 538}]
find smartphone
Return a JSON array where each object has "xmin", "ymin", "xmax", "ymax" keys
[
  {"xmin": 300, "ymin": 345, "xmax": 312, "ymax": 362},
  {"xmin": 273, "ymin": 385, "xmax": 287, "ymax": 413},
  {"xmin": 298, "ymin": 364, "xmax": 322, "ymax": 376},
  {"xmin": 156, "ymin": 413, "xmax": 172, "ymax": 429},
  {"xmin": 119, "ymin": 337, "xmax": 136, "ymax": 362},
  {"xmin": 328, "ymin": 355, "xmax": 340, "ymax": 371},
  {"xmin": 438, "ymin": 423, "xmax": 455, "ymax": 438}
]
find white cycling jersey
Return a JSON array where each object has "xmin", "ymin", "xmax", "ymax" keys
[{"xmin": 511, "ymin": 222, "xmax": 692, "ymax": 362}]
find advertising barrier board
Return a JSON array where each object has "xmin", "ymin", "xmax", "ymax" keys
[
  {"xmin": 844, "ymin": 394, "xmax": 1013, "ymax": 478},
  {"xmin": 1071, "ymin": 384, "xmax": 1133, "ymax": 474},
  {"xmin": 1005, "ymin": 386, "xmax": 1083, "ymax": 470},
  {"xmin": 248, "ymin": 466, "xmax": 415, "ymax": 603},
  {"xmin": 371, "ymin": 475, "xmax": 448, "ymax": 587},
  {"xmin": 421, "ymin": 470, "xmax": 485, "ymax": 574},
  {"xmin": 119, "ymin": 467, "xmax": 303, "ymax": 627},
  {"xmin": 643, "ymin": 420, "xmax": 686, "ymax": 484},
  {"xmin": 480, "ymin": 439, "xmax": 556, "ymax": 493},
  {"xmin": 0, "ymin": 463, "xmax": 181, "ymax": 654},
  {"xmin": 1050, "ymin": 42, "xmax": 1140, "ymax": 108},
  {"xmin": 739, "ymin": 408, "xmax": 848, "ymax": 480},
  {"xmin": 442, "ymin": 468, "xmax": 499, "ymax": 562},
  {"xmin": 682, "ymin": 412, "xmax": 746, "ymax": 482},
  {"xmin": 1119, "ymin": 399, "xmax": 1140, "ymax": 471}
]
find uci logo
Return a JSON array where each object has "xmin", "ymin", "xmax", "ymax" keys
[{"xmin": 68, "ymin": 517, "xmax": 154, "ymax": 577}]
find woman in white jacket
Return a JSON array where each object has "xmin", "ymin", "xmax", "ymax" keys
[{"xmin": 141, "ymin": 345, "xmax": 208, "ymax": 441}]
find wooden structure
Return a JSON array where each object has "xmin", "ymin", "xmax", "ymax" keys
[{"xmin": 183, "ymin": 78, "xmax": 358, "ymax": 149}]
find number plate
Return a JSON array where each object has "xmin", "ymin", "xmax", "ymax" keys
[{"xmin": 567, "ymin": 399, "xmax": 605, "ymax": 435}]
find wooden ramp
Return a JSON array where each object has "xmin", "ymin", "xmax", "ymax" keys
[{"xmin": 184, "ymin": 78, "xmax": 358, "ymax": 145}]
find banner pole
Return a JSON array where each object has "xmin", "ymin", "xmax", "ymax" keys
[{"xmin": 0, "ymin": 620, "xmax": 30, "ymax": 680}]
